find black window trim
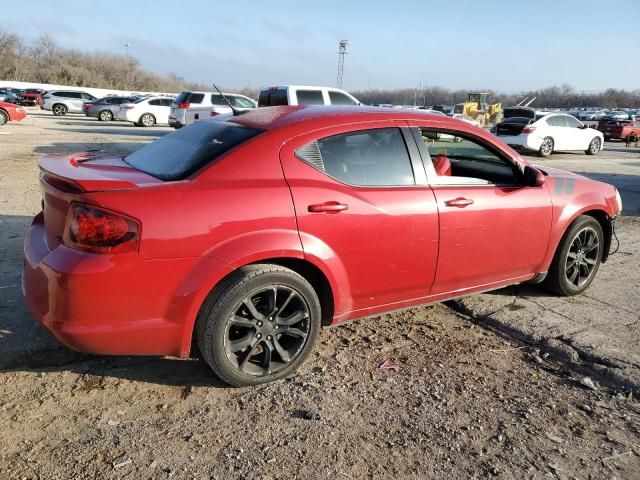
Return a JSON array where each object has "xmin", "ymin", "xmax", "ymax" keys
[
  {"xmin": 294, "ymin": 126, "xmax": 424, "ymax": 189},
  {"xmin": 408, "ymin": 127, "xmax": 526, "ymax": 188}
]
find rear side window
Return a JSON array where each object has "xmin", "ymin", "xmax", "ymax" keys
[
  {"xmin": 258, "ymin": 89, "xmax": 288, "ymax": 106},
  {"xmin": 296, "ymin": 90, "xmax": 324, "ymax": 105},
  {"xmin": 296, "ymin": 128, "xmax": 414, "ymax": 186},
  {"xmin": 565, "ymin": 116, "xmax": 582, "ymax": 128},
  {"xmin": 124, "ymin": 121, "xmax": 264, "ymax": 180},
  {"xmin": 328, "ymin": 91, "xmax": 357, "ymax": 105},
  {"xmin": 211, "ymin": 94, "xmax": 228, "ymax": 106}
]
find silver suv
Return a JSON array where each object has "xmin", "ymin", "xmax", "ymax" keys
[{"xmin": 41, "ymin": 90, "xmax": 97, "ymax": 116}]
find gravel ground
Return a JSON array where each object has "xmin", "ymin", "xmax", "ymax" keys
[{"xmin": 0, "ymin": 109, "xmax": 639, "ymax": 479}]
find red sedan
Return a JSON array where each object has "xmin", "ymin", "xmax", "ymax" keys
[
  {"xmin": 0, "ymin": 101, "xmax": 27, "ymax": 126},
  {"xmin": 23, "ymin": 107, "xmax": 622, "ymax": 386},
  {"xmin": 597, "ymin": 120, "xmax": 640, "ymax": 142}
]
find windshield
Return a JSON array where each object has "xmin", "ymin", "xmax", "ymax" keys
[{"xmin": 124, "ymin": 121, "xmax": 264, "ymax": 180}]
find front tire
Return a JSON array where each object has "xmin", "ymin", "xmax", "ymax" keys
[
  {"xmin": 196, "ymin": 265, "xmax": 321, "ymax": 386},
  {"xmin": 545, "ymin": 215, "xmax": 604, "ymax": 296},
  {"xmin": 0, "ymin": 109, "xmax": 8, "ymax": 126},
  {"xmin": 139, "ymin": 113, "xmax": 155, "ymax": 127},
  {"xmin": 98, "ymin": 110, "xmax": 113, "ymax": 121},
  {"xmin": 52, "ymin": 104, "xmax": 67, "ymax": 116},
  {"xmin": 538, "ymin": 137, "xmax": 554, "ymax": 157},
  {"xmin": 586, "ymin": 137, "xmax": 601, "ymax": 155}
]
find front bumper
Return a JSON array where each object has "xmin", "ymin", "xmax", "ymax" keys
[{"xmin": 22, "ymin": 213, "xmax": 195, "ymax": 357}]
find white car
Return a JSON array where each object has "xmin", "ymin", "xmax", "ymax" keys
[
  {"xmin": 169, "ymin": 91, "xmax": 256, "ymax": 129},
  {"xmin": 495, "ymin": 111, "xmax": 604, "ymax": 157},
  {"xmin": 117, "ymin": 96, "xmax": 173, "ymax": 127},
  {"xmin": 257, "ymin": 85, "xmax": 360, "ymax": 107}
]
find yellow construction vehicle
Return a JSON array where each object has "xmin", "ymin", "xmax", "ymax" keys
[{"xmin": 454, "ymin": 92, "xmax": 503, "ymax": 127}]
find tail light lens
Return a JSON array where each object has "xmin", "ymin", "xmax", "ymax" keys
[
  {"xmin": 521, "ymin": 127, "xmax": 536, "ymax": 134},
  {"xmin": 210, "ymin": 111, "xmax": 219, "ymax": 117},
  {"xmin": 63, "ymin": 203, "xmax": 140, "ymax": 254},
  {"xmin": 84, "ymin": 104, "xmax": 93, "ymax": 109},
  {"xmin": 178, "ymin": 102, "xmax": 190, "ymax": 109}
]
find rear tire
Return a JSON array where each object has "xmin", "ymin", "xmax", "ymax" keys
[
  {"xmin": 52, "ymin": 104, "xmax": 67, "ymax": 116},
  {"xmin": 0, "ymin": 109, "xmax": 7, "ymax": 126},
  {"xmin": 538, "ymin": 137, "xmax": 554, "ymax": 157},
  {"xmin": 545, "ymin": 215, "xmax": 604, "ymax": 296},
  {"xmin": 98, "ymin": 110, "xmax": 113, "ymax": 122},
  {"xmin": 196, "ymin": 264, "xmax": 321, "ymax": 387},
  {"xmin": 586, "ymin": 137, "xmax": 601, "ymax": 155}
]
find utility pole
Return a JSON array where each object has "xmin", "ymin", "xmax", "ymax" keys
[{"xmin": 336, "ymin": 40, "xmax": 348, "ymax": 88}]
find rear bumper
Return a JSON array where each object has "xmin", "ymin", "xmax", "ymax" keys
[
  {"xmin": 496, "ymin": 133, "xmax": 543, "ymax": 152},
  {"xmin": 22, "ymin": 212, "xmax": 214, "ymax": 357}
]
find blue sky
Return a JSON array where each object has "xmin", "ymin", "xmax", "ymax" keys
[{"xmin": 7, "ymin": 0, "xmax": 640, "ymax": 92}]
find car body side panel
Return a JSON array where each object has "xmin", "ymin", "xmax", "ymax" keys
[{"xmin": 279, "ymin": 120, "xmax": 440, "ymax": 319}]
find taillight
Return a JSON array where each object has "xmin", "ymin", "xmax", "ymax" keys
[
  {"xmin": 63, "ymin": 203, "xmax": 140, "ymax": 254},
  {"xmin": 210, "ymin": 111, "xmax": 219, "ymax": 117},
  {"xmin": 178, "ymin": 102, "xmax": 190, "ymax": 109},
  {"xmin": 84, "ymin": 104, "xmax": 92, "ymax": 109},
  {"xmin": 521, "ymin": 127, "xmax": 536, "ymax": 134}
]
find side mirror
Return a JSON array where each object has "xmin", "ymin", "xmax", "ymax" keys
[{"xmin": 524, "ymin": 166, "xmax": 545, "ymax": 187}]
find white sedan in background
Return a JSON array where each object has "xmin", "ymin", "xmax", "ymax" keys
[
  {"xmin": 495, "ymin": 112, "xmax": 604, "ymax": 157},
  {"xmin": 117, "ymin": 96, "xmax": 173, "ymax": 127}
]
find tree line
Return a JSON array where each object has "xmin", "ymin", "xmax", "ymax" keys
[
  {"xmin": 1, "ymin": 30, "xmax": 637, "ymax": 108},
  {"xmin": 353, "ymin": 85, "xmax": 640, "ymax": 109}
]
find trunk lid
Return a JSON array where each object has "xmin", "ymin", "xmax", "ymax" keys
[
  {"xmin": 503, "ymin": 106, "xmax": 536, "ymax": 120},
  {"xmin": 39, "ymin": 152, "xmax": 162, "ymax": 249}
]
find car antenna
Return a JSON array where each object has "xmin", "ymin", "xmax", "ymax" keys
[{"xmin": 212, "ymin": 83, "xmax": 245, "ymax": 116}]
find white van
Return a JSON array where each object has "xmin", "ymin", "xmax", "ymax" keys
[
  {"xmin": 169, "ymin": 91, "xmax": 257, "ymax": 128},
  {"xmin": 258, "ymin": 85, "xmax": 360, "ymax": 107}
]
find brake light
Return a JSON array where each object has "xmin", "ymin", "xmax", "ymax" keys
[
  {"xmin": 84, "ymin": 104, "xmax": 93, "ymax": 109},
  {"xmin": 521, "ymin": 127, "xmax": 536, "ymax": 134},
  {"xmin": 178, "ymin": 102, "xmax": 190, "ymax": 109},
  {"xmin": 63, "ymin": 203, "xmax": 140, "ymax": 254},
  {"xmin": 210, "ymin": 111, "xmax": 219, "ymax": 116}
]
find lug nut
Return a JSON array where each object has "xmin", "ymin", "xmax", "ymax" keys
[
  {"xmin": 267, "ymin": 335, "xmax": 272, "ymax": 340},
  {"xmin": 256, "ymin": 333, "xmax": 262, "ymax": 339},
  {"xmin": 274, "ymin": 325, "xmax": 279, "ymax": 330},
  {"xmin": 257, "ymin": 321, "xmax": 262, "ymax": 327}
]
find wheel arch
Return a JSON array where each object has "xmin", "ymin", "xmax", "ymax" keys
[
  {"xmin": 543, "ymin": 205, "xmax": 613, "ymax": 271},
  {"xmin": 178, "ymin": 254, "xmax": 338, "ymax": 358},
  {"xmin": 139, "ymin": 112, "xmax": 155, "ymax": 123}
]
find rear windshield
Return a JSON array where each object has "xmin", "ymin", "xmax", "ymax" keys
[
  {"xmin": 502, "ymin": 117, "xmax": 533, "ymax": 124},
  {"xmin": 124, "ymin": 121, "xmax": 264, "ymax": 180},
  {"xmin": 175, "ymin": 92, "xmax": 204, "ymax": 104},
  {"xmin": 258, "ymin": 89, "xmax": 288, "ymax": 106}
]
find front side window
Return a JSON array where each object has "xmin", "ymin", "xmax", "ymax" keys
[
  {"xmin": 328, "ymin": 91, "xmax": 357, "ymax": 105},
  {"xmin": 233, "ymin": 96, "xmax": 255, "ymax": 108},
  {"xmin": 296, "ymin": 90, "xmax": 324, "ymax": 105},
  {"xmin": 296, "ymin": 128, "xmax": 415, "ymax": 186},
  {"xmin": 565, "ymin": 116, "xmax": 582, "ymax": 128},
  {"xmin": 417, "ymin": 128, "xmax": 521, "ymax": 185}
]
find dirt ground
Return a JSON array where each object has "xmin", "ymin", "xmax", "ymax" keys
[{"xmin": 1, "ymin": 109, "xmax": 639, "ymax": 479}]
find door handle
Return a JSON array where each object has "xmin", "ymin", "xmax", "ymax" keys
[
  {"xmin": 308, "ymin": 201, "xmax": 348, "ymax": 213},
  {"xmin": 444, "ymin": 197, "xmax": 474, "ymax": 207}
]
